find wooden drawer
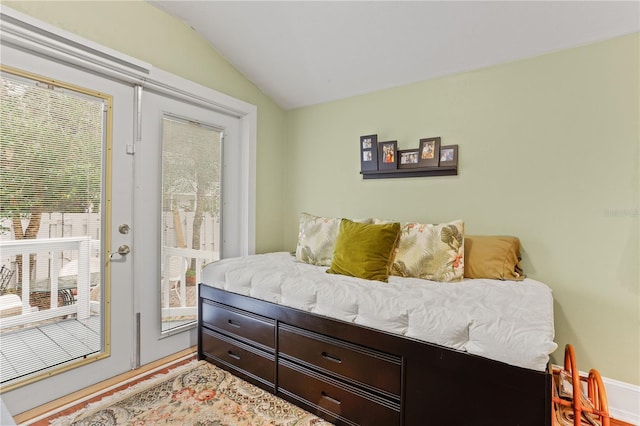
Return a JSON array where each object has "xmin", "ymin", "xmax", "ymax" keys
[
  {"xmin": 278, "ymin": 360, "xmax": 400, "ymax": 426},
  {"xmin": 201, "ymin": 328, "xmax": 275, "ymax": 387},
  {"xmin": 279, "ymin": 324, "xmax": 401, "ymax": 396},
  {"xmin": 201, "ymin": 300, "xmax": 275, "ymax": 350}
]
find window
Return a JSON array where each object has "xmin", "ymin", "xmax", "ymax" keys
[
  {"xmin": 160, "ymin": 115, "xmax": 222, "ymax": 332},
  {"xmin": 0, "ymin": 68, "xmax": 108, "ymax": 384}
]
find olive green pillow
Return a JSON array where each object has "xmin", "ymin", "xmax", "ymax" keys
[
  {"xmin": 463, "ymin": 235, "xmax": 525, "ymax": 281},
  {"xmin": 327, "ymin": 219, "xmax": 401, "ymax": 282}
]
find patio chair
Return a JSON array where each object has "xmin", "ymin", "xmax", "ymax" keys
[
  {"xmin": 0, "ymin": 266, "xmax": 15, "ymax": 295},
  {"xmin": 166, "ymin": 256, "xmax": 188, "ymax": 303}
]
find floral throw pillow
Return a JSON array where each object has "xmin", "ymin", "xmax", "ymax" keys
[
  {"xmin": 391, "ymin": 220, "xmax": 464, "ymax": 282},
  {"xmin": 295, "ymin": 213, "xmax": 373, "ymax": 266},
  {"xmin": 295, "ymin": 213, "xmax": 342, "ymax": 266}
]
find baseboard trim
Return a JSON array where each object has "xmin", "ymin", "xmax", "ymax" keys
[
  {"xmin": 554, "ymin": 364, "xmax": 639, "ymax": 424},
  {"xmin": 603, "ymin": 376, "xmax": 640, "ymax": 425}
]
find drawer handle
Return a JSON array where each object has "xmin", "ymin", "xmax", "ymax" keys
[
  {"xmin": 227, "ymin": 350, "xmax": 240, "ymax": 360},
  {"xmin": 321, "ymin": 352, "xmax": 342, "ymax": 364},
  {"xmin": 321, "ymin": 391, "xmax": 341, "ymax": 406},
  {"xmin": 227, "ymin": 319, "xmax": 241, "ymax": 328}
]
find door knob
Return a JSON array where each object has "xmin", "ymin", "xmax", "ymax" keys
[
  {"xmin": 110, "ymin": 244, "xmax": 131, "ymax": 258},
  {"xmin": 117, "ymin": 244, "xmax": 130, "ymax": 255}
]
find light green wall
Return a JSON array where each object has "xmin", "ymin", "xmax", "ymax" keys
[
  {"xmin": 3, "ymin": 0, "xmax": 287, "ymax": 254},
  {"xmin": 5, "ymin": 0, "xmax": 638, "ymax": 386},
  {"xmin": 285, "ymin": 33, "xmax": 640, "ymax": 385}
]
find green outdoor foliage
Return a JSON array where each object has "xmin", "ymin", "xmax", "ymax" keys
[
  {"xmin": 162, "ymin": 119, "xmax": 221, "ymax": 268},
  {"xmin": 0, "ymin": 74, "xmax": 103, "ymax": 238}
]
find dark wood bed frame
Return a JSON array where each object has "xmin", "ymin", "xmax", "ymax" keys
[{"xmin": 198, "ymin": 284, "xmax": 552, "ymax": 426}]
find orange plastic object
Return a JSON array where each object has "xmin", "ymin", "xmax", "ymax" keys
[{"xmin": 552, "ymin": 344, "xmax": 610, "ymax": 426}]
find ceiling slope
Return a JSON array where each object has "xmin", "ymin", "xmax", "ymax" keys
[{"xmin": 149, "ymin": 1, "xmax": 640, "ymax": 110}]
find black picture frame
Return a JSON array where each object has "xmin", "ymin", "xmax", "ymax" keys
[
  {"xmin": 378, "ymin": 140, "xmax": 398, "ymax": 170},
  {"xmin": 439, "ymin": 144, "xmax": 458, "ymax": 167},
  {"xmin": 398, "ymin": 149, "xmax": 420, "ymax": 169},
  {"xmin": 418, "ymin": 137, "xmax": 441, "ymax": 168},
  {"xmin": 359, "ymin": 134, "xmax": 378, "ymax": 172}
]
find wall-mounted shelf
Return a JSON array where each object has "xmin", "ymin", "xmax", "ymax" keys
[
  {"xmin": 359, "ymin": 134, "xmax": 458, "ymax": 179},
  {"xmin": 360, "ymin": 166, "xmax": 457, "ymax": 179}
]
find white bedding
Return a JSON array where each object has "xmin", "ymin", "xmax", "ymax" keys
[{"xmin": 201, "ymin": 252, "xmax": 557, "ymax": 371}]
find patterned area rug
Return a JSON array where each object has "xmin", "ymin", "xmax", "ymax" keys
[{"xmin": 49, "ymin": 360, "xmax": 333, "ymax": 426}]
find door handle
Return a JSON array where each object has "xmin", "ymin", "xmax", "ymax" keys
[{"xmin": 110, "ymin": 244, "xmax": 131, "ymax": 259}]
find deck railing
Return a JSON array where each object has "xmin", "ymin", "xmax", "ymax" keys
[
  {"xmin": 161, "ymin": 246, "xmax": 218, "ymax": 319},
  {"xmin": 0, "ymin": 238, "xmax": 217, "ymax": 328},
  {"xmin": 0, "ymin": 236, "xmax": 99, "ymax": 330}
]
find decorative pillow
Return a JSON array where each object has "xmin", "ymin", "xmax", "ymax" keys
[
  {"xmin": 295, "ymin": 213, "xmax": 372, "ymax": 266},
  {"xmin": 295, "ymin": 213, "xmax": 341, "ymax": 266},
  {"xmin": 463, "ymin": 235, "xmax": 525, "ymax": 281},
  {"xmin": 391, "ymin": 220, "xmax": 465, "ymax": 282},
  {"xmin": 326, "ymin": 219, "xmax": 401, "ymax": 282}
]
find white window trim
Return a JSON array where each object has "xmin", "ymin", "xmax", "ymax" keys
[{"xmin": 0, "ymin": 6, "xmax": 257, "ymax": 256}]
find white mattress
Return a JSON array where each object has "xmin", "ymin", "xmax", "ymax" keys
[{"xmin": 201, "ymin": 252, "xmax": 557, "ymax": 371}]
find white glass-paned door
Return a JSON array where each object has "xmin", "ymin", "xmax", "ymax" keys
[
  {"xmin": 0, "ymin": 41, "xmax": 134, "ymax": 406},
  {"xmin": 161, "ymin": 116, "xmax": 222, "ymax": 332},
  {"xmin": 0, "ymin": 7, "xmax": 255, "ymax": 413},
  {"xmin": 136, "ymin": 89, "xmax": 240, "ymax": 365}
]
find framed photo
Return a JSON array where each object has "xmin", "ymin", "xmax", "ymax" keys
[
  {"xmin": 360, "ymin": 134, "xmax": 378, "ymax": 172},
  {"xmin": 439, "ymin": 144, "xmax": 458, "ymax": 167},
  {"xmin": 398, "ymin": 149, "xmax": 420, "ymax": 169},
  {"xmin": 418, "ymin": 137, "xmax": 441, "ymax": 168},
  {"xmin": 378, "ymin": 140, "xmax": 397, "ymax": 170}
]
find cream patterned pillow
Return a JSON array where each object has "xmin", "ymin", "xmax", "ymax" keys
[
  {"xmin": 296, "ymin": 213, "xmax": 373, "ymax": 266},
  {"xmin": 391, "ymin": 220, "xmax": 465, "ymax": 282},
  {"xmin": 295, "ymin": 213, "xmax": 342, "ymax": 266}
]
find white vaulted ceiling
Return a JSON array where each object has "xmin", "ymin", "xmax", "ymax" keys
[{"xmin": 149, "ymin": 1, "xmax": 639, "ymax": 110}]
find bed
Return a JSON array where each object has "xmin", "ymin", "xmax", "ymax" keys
[{"xmin": 197, "ymin": 214, "xmax": 557, "ymax": 425}]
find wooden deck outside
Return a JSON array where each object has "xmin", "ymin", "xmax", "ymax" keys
[{"xmin": 0, "ymin": 315, "xmax": 101, "ymax": 384}]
